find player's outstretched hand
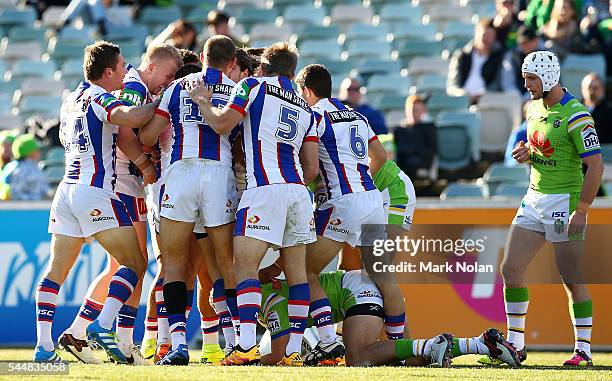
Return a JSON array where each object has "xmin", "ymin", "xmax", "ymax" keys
[
  {"xmin": 185, "ymin": 79, "xmax": 213, "ymax": 104},
  {"xmin": 568, "ymin": 210, "xmax": 587, "ymax": 236},
  {"xmin": 512, "ymin": 141, "xmax": 530, "ymax": 163}
]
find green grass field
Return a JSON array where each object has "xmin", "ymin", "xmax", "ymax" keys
[{"xmin": 0, "ymin": 349, "xmax": 611, "ymax": 381}]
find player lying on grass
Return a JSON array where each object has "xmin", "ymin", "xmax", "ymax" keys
[{"xmin": 257, "ymin": 268, "xmax": 522, "ymax": 367}]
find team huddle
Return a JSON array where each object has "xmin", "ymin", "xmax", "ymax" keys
[{"xmin": 32, "ymin": 35, "xmax": 601, "ymax": 368}]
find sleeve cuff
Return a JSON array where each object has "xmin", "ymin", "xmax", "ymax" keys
[
  {"xmin": 155, "ymin": 108, "xmax": 170, "ymax": 119},
  {"xmin": 304, "ymin": 136, "xmax": 319, "ymax": 143},
  {"xmin": 105, "ymin": 102, "xmax": 121, "ymax": 122},
  {"xmin": 230, "ymin": 103, "xmax": 247, "ymax": 116},
  {"xmin": 368, "ymin": 135, "xmax": 378, "ymax": 143},
  {"xmin": 579, "ymin": 149, "xmax": 601, "ymax": 158}
]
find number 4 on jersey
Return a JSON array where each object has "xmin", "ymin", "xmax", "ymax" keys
[{"xmin": 70, "ymin": 117, "xmax": 90, "ymax": 153}]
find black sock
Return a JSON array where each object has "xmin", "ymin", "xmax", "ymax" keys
[{"xmin": 163, "ymin": 281, "xmax": 187, "ymax": 315}]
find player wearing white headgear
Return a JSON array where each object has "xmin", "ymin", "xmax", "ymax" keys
[{"xmin": 481, "ymin": 51, "xmax": 603, "ymax": 367}]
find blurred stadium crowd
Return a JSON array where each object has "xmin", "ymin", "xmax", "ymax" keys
[{"xmin": 1, "ymin": 0, "xmax": 612, "ymax": 200}]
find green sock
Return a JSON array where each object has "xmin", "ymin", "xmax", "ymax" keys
[
  {"xmin": 394, "ymin": 339, "xmax": 414, "ymax": 360},
  {"xmin": 570, "ymin": 300, "xmax": 593, "ymax": 354},
  {"xmin": 451, "ymin": 338, "xmax": 462, "ymax": 357}
]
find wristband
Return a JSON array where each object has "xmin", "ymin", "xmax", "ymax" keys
[
  {"xmin": 134, "ymin": 153, "xmax": 148, "ymax": 166},
  {"xmin": 576, "ymin": 201, "xmax": 590, "ymax": 215}
]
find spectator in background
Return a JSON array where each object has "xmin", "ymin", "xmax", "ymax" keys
[
  {"xmin": 0, "ymin": 134, "xmax": 48, "ymax": 201},
  {"xmin": 151, "ymin": 19, "xmax": 198, "ymax": 51},
  {"xmin": 393, "ymin": 95, "xmax": 437, "ymax": 179},
  {"xmin": 0, "ymin": 131, "xmax": 16, "ymax": 170},
  {"xmin": 448, "ymin": 18, "xmax": 505, "ymax": 104},
  {"xmin": 504, "ymin": 100, "xmax": 531, "ymax": 166},
  {"xmin": 582, "ymin": 1, "xmax": 612, "ymax": 75},
  {"xmin": 58, "ymin": 0, "xmax": 113, "ymax": 35},
  {"xmin": 338, "ymin": 77, "xmax": 388, "ymax": 135},
  {"xmin": 524, "ymin": 0, "xmax": 583, "ymax": 31},
  {"xmin": 581, "ymin": 72, "xmax": 612, "ymax": 144},
  {"xmin": 501, "ymin": 26, "xmax": 544, "ymax": 100},
  {"xmin": 493, "ymin": 0, "xmax": 522, "ymax": 48},
  {"xmin": 207, "ymin": 11, "xmax": 241, "ymax": 46},
  {"xmin": 542, "ymin": 0, "xmax": 595, "ymax": 59}
]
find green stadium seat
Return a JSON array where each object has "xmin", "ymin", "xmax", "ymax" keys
[
  {"xmin": 43, "ymin": 146, "xmax": 65, "ymax": 167},
  {"xmin": 249, "ymin": 23, "xmax": 292, "ymax": 42},
  {"xmin": 269, "ymin": 0, "xmax": 306, "ymax": 14},
  {"xmin": 120, "ymin": 41, "xmax": 144, "ymax": 60},
  {"xmin": 8, "ymin": 60, "xmax": 57, "ymax": 81},
  {"xmin": 436, "ymin": 110, "xmax": 481, "ymax": 161},
  {"xmin": 378, "ymin": 3, "xmax": 423, "ymax": 29},
  {"xmin": 346, "ymin": 40, "xmax": 391, "ymax": 62},
  {"xmin": 44, "ymin": 165, "xmax": 65, "ymax": 185},
  {"xmin": 396, "ymin": 40, "xmax": 444, "ymax": 66},
  {"xmin": 0, "ymin": 93, "xmax": 11, "ymax": 115},
  {"xmin": 14, "ymin": 79, "xmax": 66, "ymax": 105},
  {"xmin": 344, "ymin": 24, "xmax": 389, "ymax": 44},
  {"xmin": 330, "ymin": 4, "xmax": 374, "ymax": 32},
  {"xmin": 106, "ymin": 25, "xmax": 149, "ymax": 47},
  {"xmin": 0, "ymin": 7, "xmax": 36, "ymax": 30},
  {"xmin": 366, "ymin": 73, "xmax": 412, "ymax": 97},
  {"xmin": 0, "ymin": 115, "xmax": 22, "ymax": 130},
  {"xmin": 424, "ymin": 5, "xmax": 473, "ymax": 30},
  {"xmin": 297, "ymin": 25, "xmax": 340, "ymax": 46},
  {"xmin": 392, "ymin": 24, "xmax": 437, "ymax": 45},
  {"xmin": 47, "ymin": 38, "xmax": 89, "ymax": 65},
  {"xmin": 440, "ymin": 182, "xmax": 487, "ymax": 199},
  {"xmin": 371, "ymin": 94, "xmax": 406, "ymax": 113},
  {"xmin": 493, "ymin": 182, "xmax": 529, "ymax": 197},
  {"xmin": 8, "ymin": 26, "xmax": 48, "ymax": 45},
  {"xmin": 414, "ymin": 74, "xmax": 447, "ymax": 92},
  {"xmin": 236, "ymin": 8, "xmax": 278, "ymax": 33},
  {"xmin": 482, "ymin": 163, "xmax": 529, "ymax": 194},
  {"xmin": 561, "ymin": 54, "xmax": 607, "ymax": 96},
  {"xmin": 427, "ymin": 94, "xmax": 469, "ymax": 116},
  {"xmin": 138, "ymin": 6, "xmax": 182, "ymax": 31},
  {"xmin": 437, "ymin": 124, "xmax": 472, "ymax": 171},
  {"xmin": 176, "ymin": 0, "xmax": 215, "ymax": 14},
  {"xmin": 58, "ymin": 26, "xmax": 96, "ymax": 42},
  {"xmin": 407, "ymin": 56, "xmax": 449, "ymax": 77},
  {"xmin": 282, "ymin": 5, "xmax": 327, "ymax": 31},
  {"xmin": 18, "ymin": 95, "xmax": 63, "ymax": 118},
  {"xmin": 300, "ymin": 40, "xmax": 342, "ymax": 60},
  {"xmin": 310, "ymin": 58, "xmax": 353, "ymax": 77},
  {"xmin": 475, "ymin": 92, "xmax": 522, "ymax": 153},
  {"xmin": 0, "ymin": 40, "xmax": 43, "ymax": 62},
  {"xmin": 320, "ymin": 0, "xmax": 362, "ymax": 6},
  {"xmin": 354, "ymin": 58, "xmax": 401, "ymax": 83}
]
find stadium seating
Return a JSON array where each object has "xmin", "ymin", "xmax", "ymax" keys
[
  {"xmin": 299, "ymin": 40, "xmax": 342, "ymax": 61},
  {"xmin": 492, "ymin": 182, "xmax": 529, "ymax": 197},
  {"xmin": 427, "ymin": 94, "xmax": 470, "ymax": 116},
  {"xmin": 138, "ymin": 6, "xmax": 182, "ymax": 32},
  {"xmin": 346, "ymin": 40, "xmax": 392, "ymax": 62},
  {"xmin": 106, "ymin": 25, "xmax": 149, "ymax": 47},
  {"xmin": 13, "ymin": 79, "xmax": 66, "ymax": 105},
  {"xmin": 236, "ymin": 8, "xmax": 278, "ymax": 33},
  {"xmin": 282, "ymin": 4, "xmax": 326, "ymax": 31},
  {"xmin": 377, "ymin": 3, "xmax": 423, "ymax": 30},
  {"xmin": 343, "ymin": 24, "xmax": 389, "ymax": 44},
  {"xmin": 482, "ymin": 163, "xmax": 529, "ymax": 194},
  {"xmin": 0, "ymin": 115, "xmax": 21, "ymax": 130},
  {"xmin": 440, "ymin": 182, "xmax": 488, "ymax": 199},
  {"xmin": 561, "ymin": 54, "xmax": 607, "ymax": 96},
  {"xmin": 249, "ymin": 23, "xmax": 292, "ymax": 43},
  {"xmin": 44, "ymin": 165, "xmax": 65, "ymax": 186},
  {"xmin": 436, "ymin": 110, "xmax": 481, "ymax": 161},
  {"xmin": 407, "ymin": 56, "xmax": 449, "ymax": 78},
  {"xmin": 18, "ymin": 95, "xmax": 63, "ymax": 118},
  {"xmin": 329, "ymin": 4, "xmax": 374, "ymax": 32},
  {"xmin": 6, "ymin": 60, "xmax": 57, "ymax": 82},
  {"xmin": 371, "ymin": 94, "xmax": 406, "ymax": 113},
  {"xmin": 0, "ymin": 93, "xmax": 10, "ymax": 116},
  {"xmin": 40, "ymin": 6, "xmax": 66, "ymax": 28},
  {"xmin": 8, "ymin": 25, "xmax": 47, "ymax": 45},
  {"xmin": 47, "ymin": 38, "xmax": 90, "ymax": 65},
  {"xmin": 0, "ymin": 7, "xmax": 36, "ymax": 30},
  {"xmin": 41, "ymin": 146, "xmax": 66, "ymax": 168},
  {"xmin": 0, "ymin": 40, "xmax": 43, "ymax": 62},
  {"xmin": 397, "ymin": 40, "xmax": 444, "ymax": 66},
  {"xmin": 437, "ymin": 124, "xmax": 472, "ymax": 171},
  {"xmin": 424, "ymin": 5, "xmax": 473, "ymax": 30},
  {"xmin": 366, "ymin": 73, "xmax": 412, "ymax": 97},
  {"xmin": 475, "ymin": 92, "xmax": 522, "ymax": 153}
]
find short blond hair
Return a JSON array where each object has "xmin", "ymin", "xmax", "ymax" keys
[
  {"xmin": 143, "ymin": 43, "xmax": 182, "ymax": 68},
  {"xmin": 261, "ymin": 42, "xmax": 299, "ymax": 78}
]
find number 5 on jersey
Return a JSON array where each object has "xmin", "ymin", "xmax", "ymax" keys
[{"xmin": 276, "ymin": 105, "xmax": 299, "ymax": 141}]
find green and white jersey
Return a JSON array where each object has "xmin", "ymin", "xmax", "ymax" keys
[
  {"xmin": 526, "ymin": 90, "xmax": 601, "ymax": 194},
  {"xmin": 259, "ymin": 270, "xmax": 383, "ymax": 340}
]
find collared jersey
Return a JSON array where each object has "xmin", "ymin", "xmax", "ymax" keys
[
  {"xmin": 228, "ymin": 75, "xmax": 317, "ymax": 189},
  {"xmin": 526, "ymin": 90, "xmax": 601, "ymax": 193},
  {"xmin": 60, "ymin": 82, "xmax": 123, "ymax": 191},
  {"xmin": 113, "ymin": 64, "xmax": 152, "ymax": 176},
  {"xmin": 156, "ymin": 67, "xmax": 236, "ymax": 167},
  {"xmin": 312, "ymin": 97, "xmax": 377, "ymax": 200}
]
